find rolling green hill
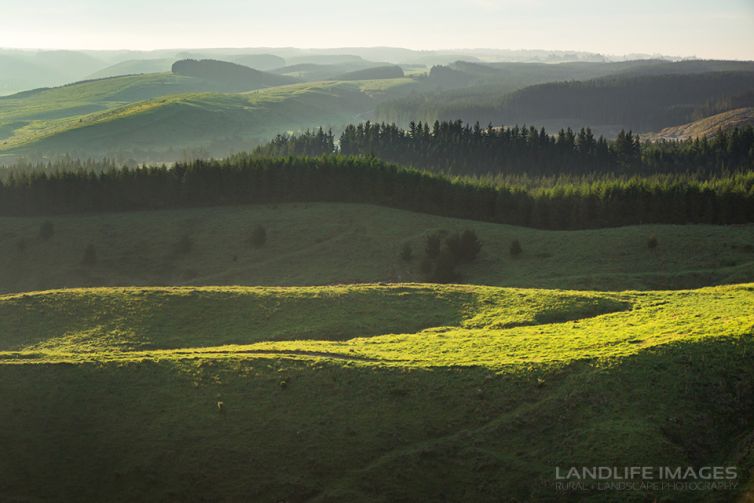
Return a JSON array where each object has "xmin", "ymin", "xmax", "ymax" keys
[
  {"xmin": 86, "ymin": 58, "xmax": 177, "ymax": 79},
  {"xmin": 2, "ymin": 203, "xmax": 753, "ymax": 293},
  {"xmin": 171, "ymin": 59, "xmax": 298, "ymax": 90},
  {"xmin": 0, "ymin": 78, "xmax": 416, "ymax": 158},
  {"xmin": 0, "ymin": 282, "xmax": 751, "ymax": 501}
]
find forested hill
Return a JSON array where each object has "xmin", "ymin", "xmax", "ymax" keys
[
  {"xmin": 378, "ymin": 70, "xmax": 754, "ymax": 132},
  {"xmin": 171, "ymin": 59, "xmax": 298, "ymax": 90},
  {"xmin": 493, "ymin": 72, "xmax": 754, "ymax": 131}
]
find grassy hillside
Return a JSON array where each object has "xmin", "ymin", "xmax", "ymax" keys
[
  {"xmin": 650, "ymin": 107, "xmax": 754, "ymax": 140},
  {"xmin": 0, "ymin": 282, "xmax": 752, "ymax": 501},
  {"xmin": 2, "ymin": 203, "xmax": 753, "ymax": 293},
  {"xmin": 0, "ymin": 79, "xmax": 416, "ymax": 157},
  {"xmin": 0, "ymin": 72, "xmax": 275, "ymax": 146}
]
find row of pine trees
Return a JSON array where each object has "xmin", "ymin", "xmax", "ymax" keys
[
  {"xmin": 253, "ymin": 121, "xmax": 754, "ymax": 176},
  {"xmin": 2, "ymin": 156, "xmax": 753, "ymax": 229}
]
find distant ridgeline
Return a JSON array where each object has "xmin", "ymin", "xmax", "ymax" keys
[
  {"xmin": 1, "ymin": 156, "xmax": 753, "ymax": 229},
  {"xmin": 171, "ymin": 59, "xmax": 296, "ymax": 90},
  {"xmin": 377, "ymin": 70, "xmax": 754, "ymax": 131},
  {"xmin": 253, "ymin": 121, "xmax": 754, "ymax": 175}
]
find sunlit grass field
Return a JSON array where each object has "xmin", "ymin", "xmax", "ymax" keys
[
  {"xmin": 2, "ymin": 202, "xmax": 753, "ymax": 501},
  {"xmin": 0, "ymin": 282, "xmax": 752, "ymax": 501},
  {"xmin": 1, "ymin": 282, "xmax": 752, "ymax": 367}
]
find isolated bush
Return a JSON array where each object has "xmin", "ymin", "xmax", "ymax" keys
[
  {"xmin": 39, "ymin": 221, "xmax": 55, "ymax": 240},
  {"xmin": 445, "ymin": 233, "xmax": 463, "ymax": 261},
  {"xmin": 510, "ymin": 239, "xmax": 522, "ymax": 257},
  {"xmin": 458, "ymin": 230, "xmax": 482, "ymax": 262},
  {"xmin": 427, "ymin": 250, "xmax": 460, "ymax": 283},
  {"xmin": 648, "ymin": 235, "xmax": 658, "ymax": 250},
  {"xmin": 81, "ymin": 244, "xmax": 97, "ymax": 266},
  {"xmin": 250, "ymin": 225, "xmax": 267, "ymax": 248},
  {"xmin": 445, "ymin": 229, "xmax": 482, "ymax": 262},
  {"xmin": 400, "ymin": 243, "xmax": 413, "ymax": 262},
  {"xmin": 419, "ymin": 256, "xmax": 433, "ymax": 275},
  {"xmin": 421, "ymin": 229, "xmax": 481, "ymax": 283},
  {"xmin": 173, "ymin": 234, "xmax": 194, "ymax": 255},
  {"xmin": 424, "ymin": 232, "xmax": 443, "ymax": 259},
  {"xmin": 16, "ymin": 238, "xmax": 27, "ymax": 253}
]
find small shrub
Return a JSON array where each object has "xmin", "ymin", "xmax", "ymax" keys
[
  {"xmin": 459, "ymin": 229, "xmax": 481, "ymax": 262},
  {"xmin": 400, "ymin": 243, "xmax": 413, "ymax": 262},
  {"xmin": 445, "ymin": 232, "xmax": 463, "ymax": 261},
  {"xmin": 250, "ymin": 225, "xmax": 267, "ymax": 248},
  {"xmin": 81, "ymin": 244, "xmax": 97, "ymax": 266},
  {"xmin": 39, "ymin": 221, "xmax": 55, "ymax": 241},
  {"xmin": 428, "ymin": 250, "xmax": 460, "ymax": 283},
  {"xmin": 424, "ymin": 232, "xmax": 443, "ymax": 258},
  {"xmin": 16, "ymin": 238, "xmax": 27, "ymax": 253},
  {"xmin": 648, "ymin": 235, "xmax": 658, "ymax": 250},
  {"xmin": 510, "ymin": 239, "xmax": 522, "ymax": 257},
  {"xmin": 173, "ymin": 234, "xmax": 193, "ymax": 255},
  {"xmin": 419, "ymin": 256, "xmax": 433, "ymax": 275}
]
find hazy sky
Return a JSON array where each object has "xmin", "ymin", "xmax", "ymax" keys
[{"xmin": 1, "ymin": 0, "xmax": 753, "ymax": 59}]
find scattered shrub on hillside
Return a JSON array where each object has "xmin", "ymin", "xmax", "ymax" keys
[
  {"xmin": 16, "ymin": 238, "xmax": 27, "ymax": 253},
  {"xmin": 173, "ymin": 234, "xmax": 194, "ymax": 255},
  {"xmin": 81, "ymin": 244, "xmax": 97, "ymax": 266},
  {"xmin": 250, "ymin": 225, "xmax": 267, "ymax": 248},
  {"xmin": 421, "ymin": 229, "xmax": 481, "ymax": 283},
  {"xmin": 400, "ymin": 243, "xmax": 413, "ymax": 262},
  {"xmin": 510, "ymin": 239, "xmax": 523, "ymax": 257},
  {"xmin": 446, "ymin": 230, "xmax": 482, "ymax": 263},
  {"xmin": 648, "ymin": 235, "xmax": 658, "ymax": 250},
  {"xmin": 425, "ymin": 250, "xmax": 460, "ymax": 283},
  {"xmin": 38, "ymin": 221, "xmax": 55, "ymax": 240},
  {"xmin": 424, "ymin": 232, "xmax": 443, "ymax": 259},
  {"xmin": 419, "ymin": 256, "xmax": 433, "ymax": 275}
]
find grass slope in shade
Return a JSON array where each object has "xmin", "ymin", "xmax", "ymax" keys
[
  {"xmin": 2, "ymin": 203, "xmax": 754, "ymax": 293},
  {"xmin": 0, "ymin": 283, "xmax": 752, "ymax": 501}
]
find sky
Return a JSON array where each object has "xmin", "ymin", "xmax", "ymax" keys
[{"xmin": 1, "ymin": 0, "xmax": 753, "ymax": 59}]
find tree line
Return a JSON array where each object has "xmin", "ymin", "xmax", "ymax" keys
[
  {"xmin": 2, "ymin": 155, "xmax": 753, "ymax": 229},
  {"xmin": 252, "ymin": 121, "xmax": 754, "ymax": 176}
]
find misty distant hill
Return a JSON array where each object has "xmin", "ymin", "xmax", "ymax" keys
[
  {"xmin": 272, "ymin": 60, "xmax": 393, "ymax": 81},
  {"xmin": 229, "ymin": 54, "xmax": 286, "ymax": 70},
  {"xmin": 337, "ymin": 65, "xmax": 405, "ymax": 81},
  {"xmin": 379, "ymin": 61, "xmax": 754, "ymax": 132},
  {"xmin": 171, "ymin": 59, "xmax": 298, "ymax": 90},
  {"xmin": 87, "ymin": 59, "xmax": 175, "ymax": 79}
]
